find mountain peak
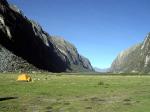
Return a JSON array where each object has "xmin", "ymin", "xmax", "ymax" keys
[{"xmin": 141, "ymin": 32, "xmax": 150, "ymax": 50}]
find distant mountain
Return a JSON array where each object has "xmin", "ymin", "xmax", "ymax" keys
[
  {"xmin": 110, "ymin": 33, "xmax": 150, "ymax": 73},
  {"xmin": 94, "ymin": 67, "xmax": 109, "ymax": 73},
  {"xmin": 0, "ymin": 0, "xmax": 94, "ymax": 72}
]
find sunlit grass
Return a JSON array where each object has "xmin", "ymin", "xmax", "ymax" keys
[{"xmin": 0, "ymin": 73, "xmax": 150, "ymax": 112}]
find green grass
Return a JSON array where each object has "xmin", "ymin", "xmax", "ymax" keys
[{"xmin": 0, "ymin": 73, "xmax": 150, "ymax": 112}]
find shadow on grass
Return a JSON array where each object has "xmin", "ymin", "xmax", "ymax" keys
[{"xmin": 0, "ymin": 97, "xmax": 18, "ymax": 101}]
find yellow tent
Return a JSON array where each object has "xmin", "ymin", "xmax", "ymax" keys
[{"xmin": 17, "ymin": 73, "xmax": 32, "ymax": 82}]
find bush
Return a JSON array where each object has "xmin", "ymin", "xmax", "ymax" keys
[{"xmin": 98, "ymin": 81, "xmax": 104, "ymax": 85}]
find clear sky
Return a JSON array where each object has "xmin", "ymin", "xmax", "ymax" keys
[{"xmin": 8, "ymin": 0, "xmax": 150, "ymax": 68}]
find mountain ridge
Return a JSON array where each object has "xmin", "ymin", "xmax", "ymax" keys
[
  {"xmin": 0, "ymin": 0, "xmax": 94, "ymax": 72},
  {"xmin": 110, "ymin": 33, "xmax": 150, "ymax": 73}
]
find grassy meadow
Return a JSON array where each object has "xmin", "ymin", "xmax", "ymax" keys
[{"xmin": 0, "ymin": 73, "xmax": 150, "ymax": 112}]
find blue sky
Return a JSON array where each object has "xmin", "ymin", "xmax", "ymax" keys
[{"xmin": 8, "ymin": 0, "xmax": 150, "ymax": 68}]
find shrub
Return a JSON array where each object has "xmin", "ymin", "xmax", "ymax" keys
[{"xmin": 98, "ymin": 81, "xmax": 104, "ymax": 85}]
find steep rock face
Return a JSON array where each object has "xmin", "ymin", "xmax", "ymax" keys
[
  {"xmin": 110, "ymin": 33, "xmax": 150, "ymax": 73},
  {"xmin": 0, "ymin": 0, "xmax": 93, "ymax": 72},
  {"xmin": 49, "ymin": 36, "xmax": 94, "ymax": 71}
]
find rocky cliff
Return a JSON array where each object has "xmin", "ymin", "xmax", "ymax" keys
[
  {"xmin": 110, "ymin": 33, "xmax": 150, "ymax": 73},
  {"xmin": 0, "ymin": 0, "xmax": 93, "ymax": 72},
  {"xmin": 0, "ymin": 45, "xmax": 37, "ymax": 72}
]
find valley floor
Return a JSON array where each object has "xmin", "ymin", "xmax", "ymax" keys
[{"xmin": 0, "ymin": 73, "xmax": 150, "ymax": 112}]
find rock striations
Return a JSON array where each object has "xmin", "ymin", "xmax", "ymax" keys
[
  {"xmin": 110, "ymin": 33, "xmax": 150, "ymax": 73},
  {"xmin": 0, "ymin": 0, "xmax": 93, "ymax": 72}
]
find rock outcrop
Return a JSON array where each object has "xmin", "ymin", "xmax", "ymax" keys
[
  {"xmin": 110, "ymin": 33, "xmax": 150, "ymax": 73},
  {"xmin": 0, "ymin": 0, "xmax": 93, "ymax": 72},
  {"xmin": 0, "ymin": 45, "xmax": 37, "ymax": 72},
  {"xmin": 49, "ymin": 36, "xmax": 94, "ymax": 72}
]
